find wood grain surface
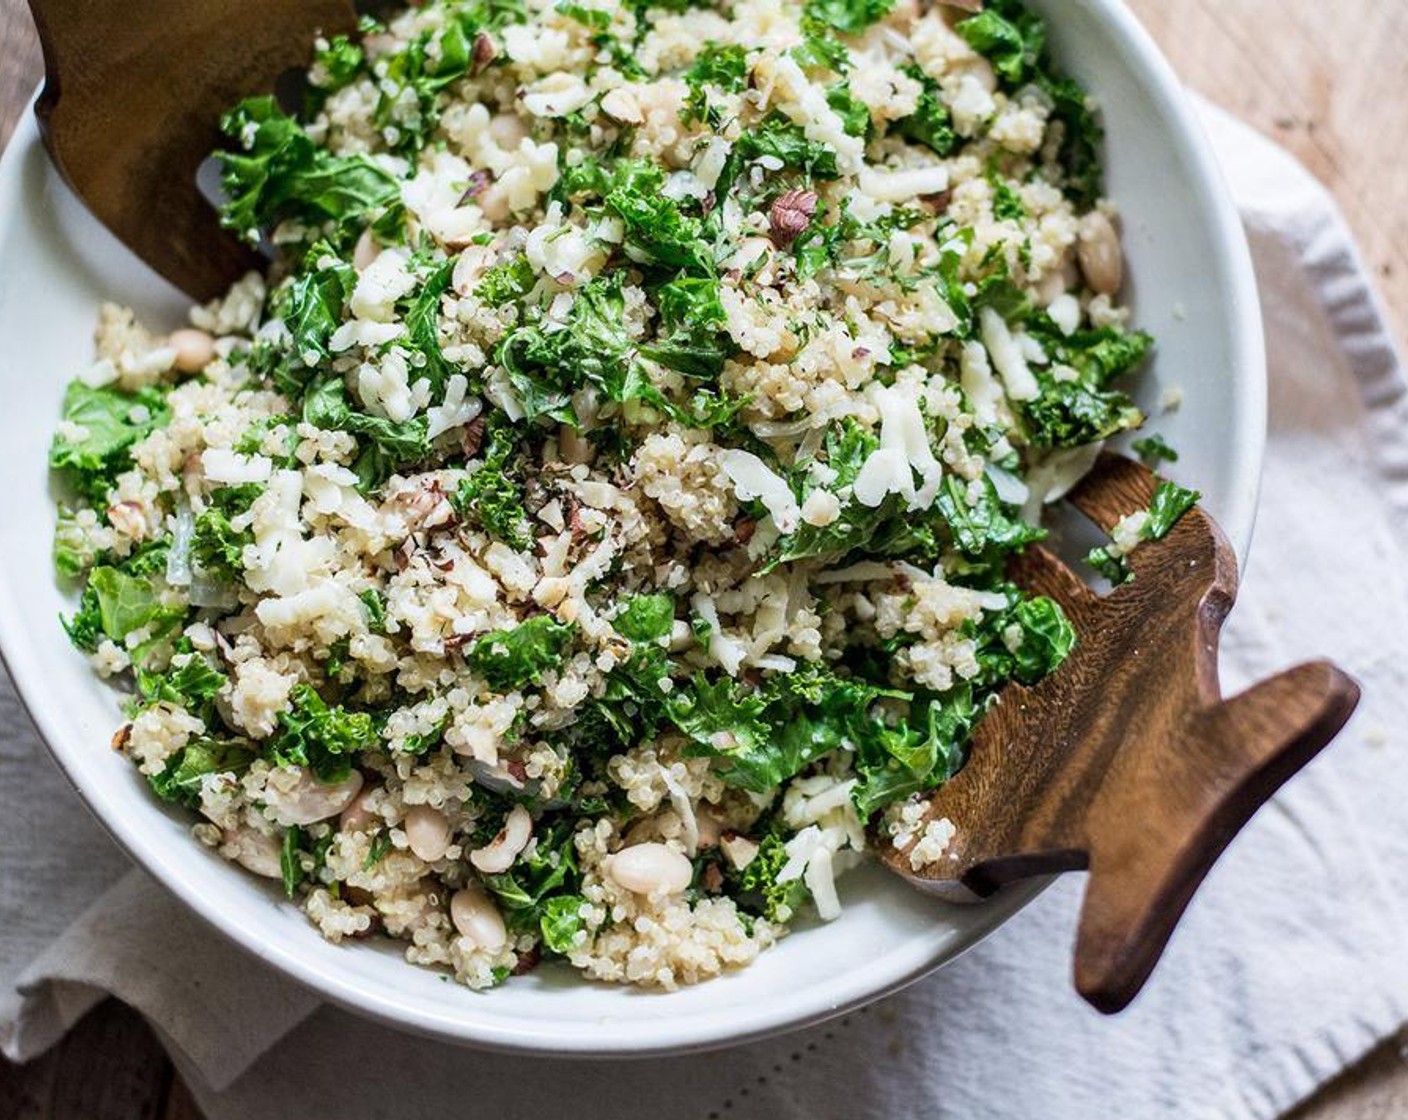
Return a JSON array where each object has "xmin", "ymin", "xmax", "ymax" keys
[{"xmin": 1, "ymin": 1, "xmax": 1405, "ymax": 1117}]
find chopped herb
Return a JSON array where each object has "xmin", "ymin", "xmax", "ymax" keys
[
  {"xmin": 270, "ymin": 684, "xmax": 378, "ymax": 782},
  {"xmin": 803, "ymin": 0, "xmax": 896, "ymax": 35},
  {"xmin": 468, "ymin": 615, "xmax": 576, "ymax": 691},
  {"xmin": 49, "ymin": 381, "xmax": 169, "ymax": 504},
  {"xmin": 1132, "ymin": 433, "xmax": 1179, "ymax": 468}
]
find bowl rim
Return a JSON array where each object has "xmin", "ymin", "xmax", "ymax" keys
[{"xmin": 0, "ymin": 0, "xmax": 1265, "ymax": 1057}]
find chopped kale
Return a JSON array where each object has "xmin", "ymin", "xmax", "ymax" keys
[
  {"xmin": 49, "ymin": 381, "xmax": 169, "ymax": 504},
  {"xmin": 803, "ymin": 0, "xmax": 896, "ymax": 35},
  {"xmin": 733, "ymin": 828, "xmax": 809, "ymax": 922},
  {"xmin": 450, "ymin": 418, "xmax": 531, "ymax": 548},
  {"xmin": 1086, "ymin": 479, "xmax": 1201, "ymax": 583},
  {"xmin": 639, "ymin": 275, "xmax": 733, "ymax": 379},
  {"xmin": 302, "ymin": 376, "xmax": 432, "ymax": 490},
  {"xmin": 682, "ymin": 43, "xmax": 750, "ymax": 124},
  {"xmin": 468, "ymin": 615, "xmax": 576, "ymax": 691},
  {"xmin": 1132, "ymin": 433, "xmax": 1179, "ymax": 468},
  {"xmin": 270, "ymin": 684, "xmax": 378, "ymax": 782},
  {"xmin": 149, "ymin": 737, "xmax": 255, "ymax": 808},
  {"xmin": 217, "ymin": 97, "xmax": 400, "ymax": 246},
  {"xmin": 475, "ymin": 254, "xmax": 536, "ymax": 307},
  {"xmin": 894, "ymin": 64, "xmax": 958, "ymax": 157}
]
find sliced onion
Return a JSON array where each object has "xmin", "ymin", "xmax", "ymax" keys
[
  {"xmin": 166, "ymin": 503, "xmax": 195, "ymax": 587},
  {"xmin": 188, "ymin": 571, "xmax": 238, "ymax": 610}
]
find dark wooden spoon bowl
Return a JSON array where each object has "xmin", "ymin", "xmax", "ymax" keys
[
  {"xmin": 27, "ymin": 0, "xmax": 360, "ymax": 301},
  {"xmin": 875, "ymin": 453, "xmax": 1359, "ymax": 1013}
]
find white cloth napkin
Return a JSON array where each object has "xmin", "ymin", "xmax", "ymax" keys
[{"xmin": 4, "ymin": 100, "xmax": 1408, "ymax": 1120}]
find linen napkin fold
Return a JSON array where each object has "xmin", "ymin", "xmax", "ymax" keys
[{"xmin": 4, "ymin": 99, "xmax": 1408, "ymax": 1120}]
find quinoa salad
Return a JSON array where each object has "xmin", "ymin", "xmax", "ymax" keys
[{"xmin": 47, "ymin": 0, "xmax": 1175, "ymax": 991}]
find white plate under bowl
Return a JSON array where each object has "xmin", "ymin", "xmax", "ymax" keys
[{"xmin": 0, "ymin": 0, "xmax": 1264, "ymax": 1056}]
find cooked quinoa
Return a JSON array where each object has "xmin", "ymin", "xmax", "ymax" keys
[{"xmin": 48, "ymin": 0, "xmax": 1161, "ymax": 991}]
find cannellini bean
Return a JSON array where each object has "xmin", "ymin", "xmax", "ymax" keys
[
  {"xmin": 405, "ymin": 805, "xmax": 453, "ymax": 863},
  {"xmin": 1078, "ymin": 211, "xmax": 1124, "ymax": 296},
  {"xmin": 469, "ymin": 804, "xmax": 532, "ymax": 873},
  {"xmin": 269, "ymin": 768, "xmax": 364, "ymax": 827},
  {"xmin": 222, "ymin": 826, "xmax": 281, "ymax": 879},
  {"xmin": 559, "ymin": 424, "xmax": 594, "ymax": 466},
  {"xmin": 339, "ymin": 786, "xmax": 379, "ymax": 834},
  {"xmin": 353, "ymin": 228, "xmax": 381, "ymax": 272},
  {"xmin": 168, "ymin": 329, "xmax": 216, "ymax": 374},
  {"xmin": 607, "ymin": 842, "xmax": 693, "ymax": 897},
  {"xmin": 450, "ymin": 886, "xmax": 507, "ymax": 950}
]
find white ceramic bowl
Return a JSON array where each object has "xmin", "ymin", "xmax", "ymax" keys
[{"xmin": 0, "ymin": 0, "xmax": 1263, "ymax": 1056}]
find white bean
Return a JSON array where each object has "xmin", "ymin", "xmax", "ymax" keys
[
  {"xmin": 607, "ymin": 842, "xmax": 693, "ymax": 897},
  {"xmin": 270, "ymin": 768, "xmax": 364, "ymax": 827},
  {"xmin": 469, "ymin": 804, "xmax": 533, "ymax": 873},
  {"xmin": 353, "ymin": 227, "xmax": 381, "ymax": 272},
  {"xmin": 339, "ymin": 786, "xmax": 379, "ymax": 834},
  {"xmin": 221, "ymin": 826, "xmax": 281, "ymax": 879},
  {"xmin": 965, "ymin": 56, "xmax": 998, "ymax": 95},
  {"xmin": 168, "ymin": 329, "xmax": 216, "ymax": 374},
  {"xmin": 450, "ymin": 886, "xmax": 507, "ymax": 950},
  {"xmin": 1078, "ymin": 211, "xmax": 1124, "ymax": 296},
  {"xmin": 405, "ymin": 805, "xmax": 453, "ymax": 863}
]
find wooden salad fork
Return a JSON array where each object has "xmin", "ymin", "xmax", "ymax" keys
[
  {"xmin": 27, "ymin": 0, "xmax": 362, "ymax": 301},
  {"xmin": 875, "ymin": 452, "xmax": 1360, "ymax": 1013}
]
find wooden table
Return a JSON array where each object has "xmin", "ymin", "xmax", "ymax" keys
[{"xmin": 1, "ymin": 2, "xmax": 1405, "ymax": 1117}]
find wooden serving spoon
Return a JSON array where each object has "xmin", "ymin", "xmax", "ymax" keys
[
  {"xmin": 875, "ymin": 452, "xmax": 1360, "ymax": 1013},
  {"xmin": 27, "ymin": 0, "xmax": 362, "ymax": 302}
]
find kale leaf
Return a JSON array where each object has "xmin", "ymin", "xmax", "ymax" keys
[
  {"xmin": 804, "ymin": 0, "xmax": 896, "ymax": 35},
  {"xmin": 475, "ymin": 254, "xmax": 536, "ymax": 307},
  {"xmin": 639, "ymin": 275, "xmax": 733, "ymax": 379},
  {"xmin": 191, "ymin": 485, "xmax": 262, "ymax": 581},
  {"xmin": 136, "ymin": 653, "xmax": 228, "ymax": 722},
  {"xmin": 270, "ymin": 684, "xmax": 378, "ymax": 782},
  {"xmin": 1132, "ymin": 433, "xmax": 1179, "ymax": 468},
  {"xmin": 149, "ymin": 737, "xmax": 255, "ymax": 808},
  {"xmin": 733, "ymin": 827, "xmax": 809, "ymax": 922},
  {"xmin": 450, "ymin": 418, "xmax": 531, "ymax": 548},
  {"xmin": 1085, "ymin": 480, "xmax": 1200, "ymax": 583},
  {"xmin": 217, "ymin": 97, "xmax": 399, "ymax": 246},
  {"xmin": 49, "ymin": 381, "xmax": 169, "ymax": 504},
  {"xmin": 468, "ymin": 615, "xmax": 576, "ymax": 691},
  {"xmin": 682, "ymin": 43, "xmax": 750, "ymax": 124},
  {"xmin": 302, "ymin": 376, "xmax": 432, "ymax": 490},
  {"xmin": 894, "ymin": 64, "xmax": 957, "ymax": 157}
]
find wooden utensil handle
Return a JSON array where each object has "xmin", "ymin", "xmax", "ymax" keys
[
  {"xmin": 885, "ymin": 456, "xmax": 1363, "ymax": 1012},
  {"xmin": 27, "ymin": 0, "xmax": 357, "ymax": 300},
  {"xmin": 1073, "ymin": 660, "xmax": 1361, "ymax": 1012}
]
